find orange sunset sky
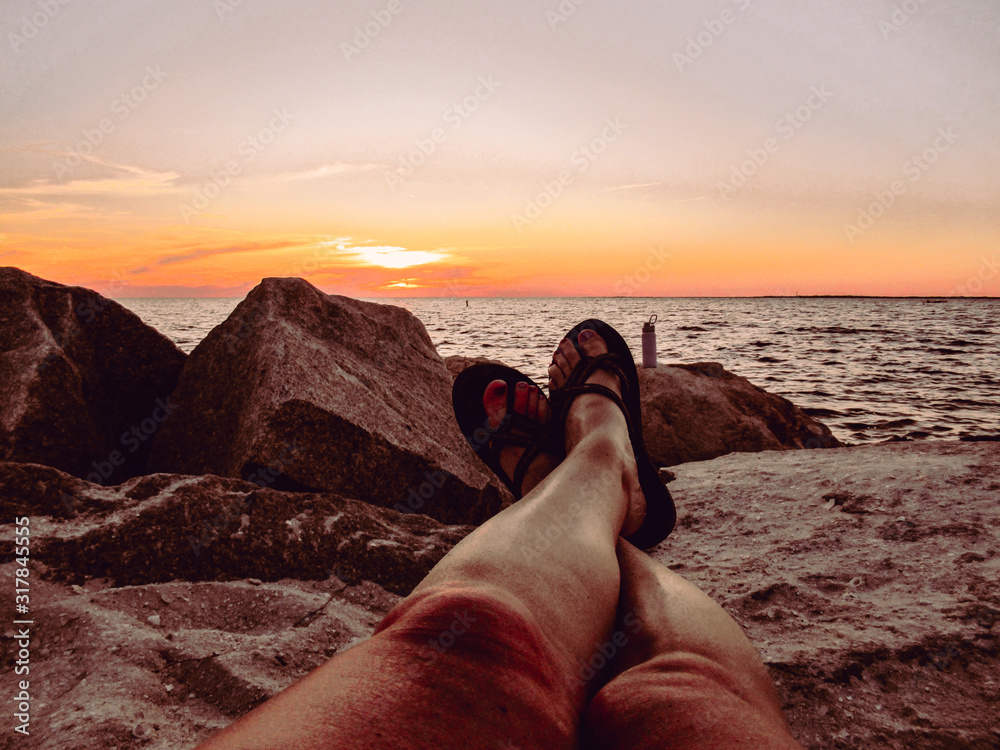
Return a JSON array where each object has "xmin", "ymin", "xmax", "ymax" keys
[{"xmin": 2, "ymin": 0, "xmax": 998, "ymax": 298}]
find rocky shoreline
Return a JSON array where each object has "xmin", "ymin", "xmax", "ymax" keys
[{"xmin": 2, "ymin": 267, "xmax": 996, "ymax": 749}]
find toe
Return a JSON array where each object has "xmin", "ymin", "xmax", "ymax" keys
[
  {"xmin": 483, "ymin": 379, "xmax": 508, "ymax": 430},
  {"xmin": 547, "ymin": 356, "xmax": 564, "ymax": 390},
  {"xmin": 547, "ymin": 359, "xmax": 563, "ymax": 391},
  {"xmin": 537, "ymin": 391, "xmax": 551, "ymax": 424},
  {"xmin": 526, "ymin": 384, "xmax": 540, "ymax": 420},
  {"xmin": 576, "ymin": 327, "xmax": 609, "ymax": 359},
  {"xmin": 548, "ymin": 338, "xmax": 581, "ymax": 391},
  {"xmin": 559, "ymin": 337, "xmax": 582, "ymax": 369},
  {"xmin": 514, "ymin": 380, "xmax": 530, "ymax": 417}
]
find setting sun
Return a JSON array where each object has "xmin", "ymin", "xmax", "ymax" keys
[{"xmin": 345, "ymin": 246, "xmax": 449, "ymax": 270}]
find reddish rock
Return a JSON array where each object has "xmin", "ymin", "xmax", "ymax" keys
[
  {"xmin": 0, "ymin": 267, "xmax": 185, "ymax": 484},
  {"xmin": 638, "ymin": 363, "xmax": 842, "ymax": 466},
  {"xmin": 5, "ymin": 573, "xmax": 401, "ymax": 749},
  {"xmin": 148, "ymin": 278, "xmax": 508, "ymax": 525},
  {"xmin": 445, "ymin": 356, "xmax": 841, "ymax": 468},
  {"xmin": 2, "ymin": 461, "xmax": 470, "ymax": 596},
  {"xmin": 443, "ymin": 355, "xmax": 507, "ymax": 381},
  {"xmin": 656, "ymin": 441, "xmax": 1000, "ymax": 750}
]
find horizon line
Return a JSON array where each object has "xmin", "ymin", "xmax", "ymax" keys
[{"xmin": 109, "ymin": 294, "xmax": 1000, "ymax": 301}]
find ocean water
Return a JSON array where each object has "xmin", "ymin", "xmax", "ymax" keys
[{"xmin": 118, "ymin": 297, "xmax": 1000, "ymax": 445}]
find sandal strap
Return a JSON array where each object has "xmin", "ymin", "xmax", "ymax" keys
[
  {"xmin": 551, "ymin": 352, "xmax": 631, "ymax": 417},
  {"xmin": 511, "ymin": 434, "xmax": 551, "ymax": 496},
  {"xmin": 560, "ymin": 352, "xmax": 630, "ymax": 401},
  {"xmin": 552, "ymin": 382, "xmax": 636, "ymax": 440},
  {"xmin": 487, "ymin": 415, "xmax": 536, "ymax": 468},
  {"xmin": 487, "ymin": 429, "xmax": 535, "ymax": 457},
  {"xmin": 485, "ymin": 383, "xmax": 560, "ymax": 498},
  {"xmin": 507, "ymin": 411, "xmax": 543, "ymax": 435}
]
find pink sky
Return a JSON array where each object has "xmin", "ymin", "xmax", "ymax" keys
[{"xmin": 2, "ymin": 0, "xmax": 997, "ymax": 297}]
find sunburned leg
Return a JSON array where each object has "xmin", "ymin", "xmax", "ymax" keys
[
  {"xmin": 581, "ymin": 540, "xmax": 804, "ymax": 750},
  {"xmin": 197, "ymin": 331, "xmax": 645, "ymax": 750}
]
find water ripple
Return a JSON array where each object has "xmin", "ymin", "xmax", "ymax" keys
[{"xmin": 118, "ymin": 297, "xmax": 1000, "ymax": 445}]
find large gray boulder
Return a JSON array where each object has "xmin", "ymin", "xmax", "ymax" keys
[
  {"xmin": 0, "ymin": 267, "xmax": 185, "ymax": 485},
  {"xmin": 148, "ymin": 278, "xmax": 507, "ymax": 526}
]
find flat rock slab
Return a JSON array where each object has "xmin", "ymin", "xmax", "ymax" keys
[
  {"xmin": 0, "ymin": 463, "xmax": 470, "ymax": 597},
  {"xmin": 655, "ymin": 440, "xmax": 1000, "ymax": 749},
  {"xmin": 0, "ymin": 572, "xmax": 399, "ymax": 750}
]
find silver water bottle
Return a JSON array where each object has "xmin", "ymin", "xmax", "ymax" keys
[{"xmin": 642, "ymin": 315, "xmax": 657, "ymax": 368}]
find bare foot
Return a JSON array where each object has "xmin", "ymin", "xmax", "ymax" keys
[
  {"xmin": 547, "ymin": 328, "xmax": 646, "ymax": 536},
  {"xmin": 482, "ymin": 379, "xmax": 562, "ymax": 496}
]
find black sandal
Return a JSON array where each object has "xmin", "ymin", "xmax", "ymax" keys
[
  {"xmin": 550, "ymin": 319, "xmax": 677, "ymax": 549},
  {"xmin": 452, "ymin": 364, "xmax": 564, "ymax": 499}
]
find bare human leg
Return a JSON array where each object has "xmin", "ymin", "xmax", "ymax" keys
[
  {"xmin": 581, "ymin": 539, "xmax": 805, "ymax": 750},
  {"xmin": 196, "ymin": 330, "xmax": 644, "ymax": 750}
]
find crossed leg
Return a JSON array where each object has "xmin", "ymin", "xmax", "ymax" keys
[
  {"xmin": 581, "ymin": 539, "xmax": 803, "ymax": 749},
  {"xmin": 196, "ymin": 331, "xmax": 802, "ymax": 749},
  {"xmin": 197, "ymin": 332, "xmax": 644, "ymax": 749}
]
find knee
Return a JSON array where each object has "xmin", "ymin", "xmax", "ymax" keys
[
  {"xmin": 375, "ymin": 582, "xmax": 561, "ymax": 676},
  {"xmin": 373, "ymin": 583, "xmax": 579, "ymax": 736},
  {"xmin": 583, "ymin": 655, "xmax": 718, "ymax": 747},
  {"xmin": 582, "ymin": 653, "xmax": 799, "ymax": 750},
  {"xmin": 377, "ymin": 582, "xmax": 527, "ymax": 636}
]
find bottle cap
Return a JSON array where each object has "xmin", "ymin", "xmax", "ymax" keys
[{"xmin": 643, "ymin": 314, "xmax": 657, "ymax": 333}]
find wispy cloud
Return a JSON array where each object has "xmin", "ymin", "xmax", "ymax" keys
[
  {"xmin": 604, "ymin": 181, "xmax": 664, "ymax": 192},
  {"xmin": 277, "ymin": 163, "xmax": 382, "ymax": 182},
  {"xmin": 0, "ymin": 167, "xmax": 181, "ymax": 199},
  {"xmin": 150, "ymin": 239, "xmax": 309, "ymax": 267},
  {"xmin": 0, "ymin": 198, "xmax": 130, "ymax": 223}
]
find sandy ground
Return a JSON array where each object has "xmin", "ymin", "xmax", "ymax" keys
[
  {"xmin": 655, "ymin": 440, "xmax": 1000, "ymax": 749},
  {"xmin": 3, "ymin": 440, "xmax": 997, "ymax": 749}
]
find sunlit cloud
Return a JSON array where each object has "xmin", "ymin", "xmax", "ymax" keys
[{"xmin": 333, "ymin": 243, "xmax": 450, "ymax": 269}]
